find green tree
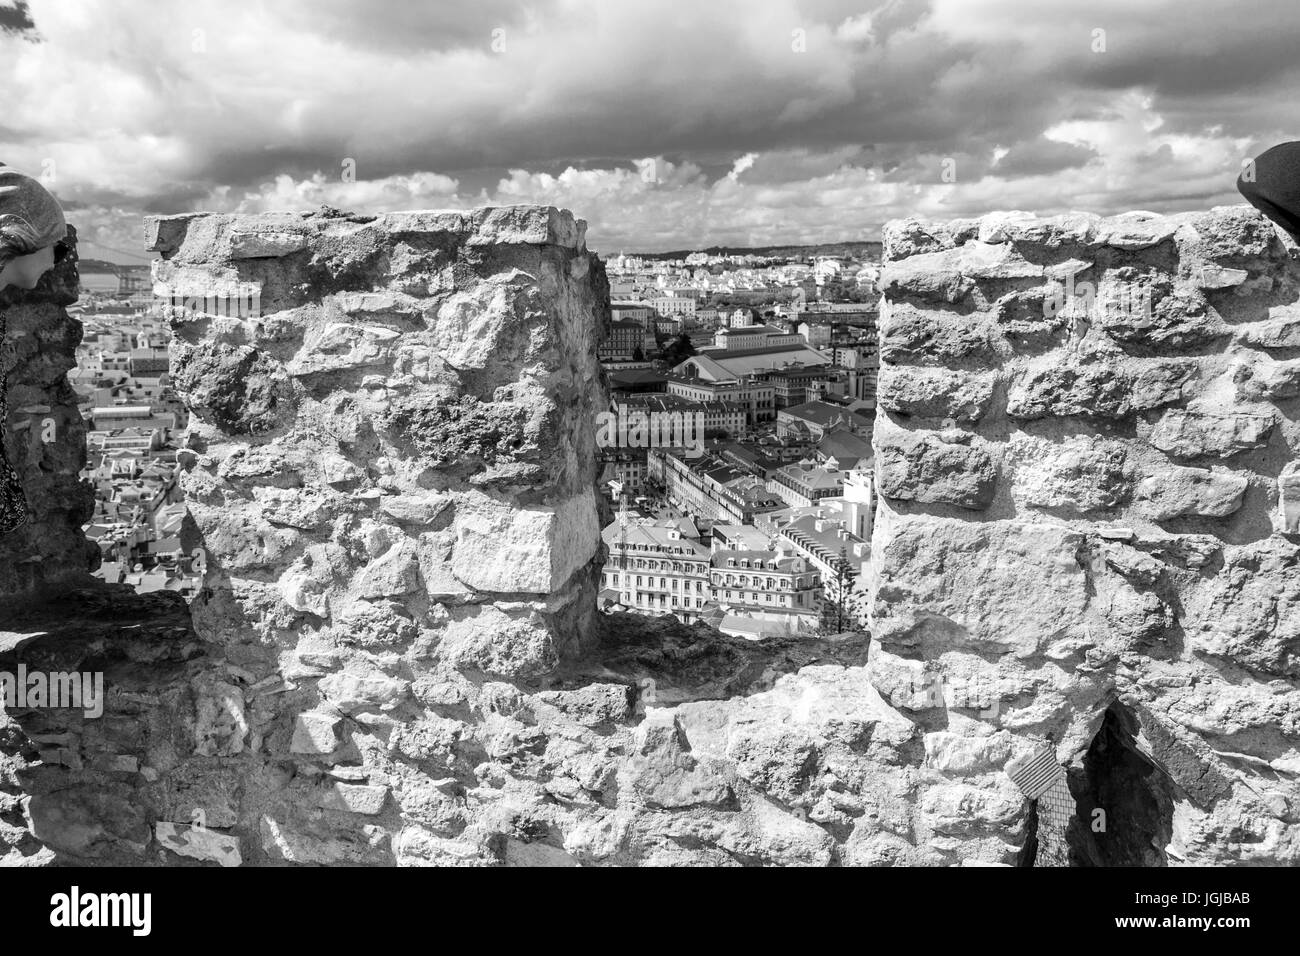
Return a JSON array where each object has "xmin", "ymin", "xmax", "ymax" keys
[
  {"xmin": 818, "ymin": 546, "xmax": 862, "ymax": 635},
  {"xmin": 660, "ymin": 333, "xmax": 697, "ymax": 368}
]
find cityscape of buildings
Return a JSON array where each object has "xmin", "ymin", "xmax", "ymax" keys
[
  {"xmin": 596, "ymin": 249, "xmax": 880, "ymax": 639},
  {"xmin": 71, "ymin": 260, "xmax": 201, "ymax": 598}
]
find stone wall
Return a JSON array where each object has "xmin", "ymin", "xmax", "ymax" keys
[
  {"xmin": 868, "ymin": 206, "xmax": 1300, "ymax": 864},
  {"xmin": 153, "ymin": 205, "xmax": 607, "ymax": 677},
  {"xmin": 0, "ymin": 206, "xmax": 883, "ymax": 867},
  {"xmin": 0, "ymin": 226, "xmax": 96, "ymax": 609},
  {"xmin": 3, "ymin": 202, "xmax": 1297, "ymax": 867}
]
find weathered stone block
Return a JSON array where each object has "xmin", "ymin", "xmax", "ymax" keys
[
  {"xmin": 1235, "ymin": 357, "xmax": 1300, "ymax": 402},
  {"xmin": 1239, "ymin": 306, "xmax": 1300, "ymax": 349},
  {"xmin": 1007, "ymin": 433, "xmax": 1131, "ymax": 512},
  {"xmin": 867, "ymin": 513, "xmax": 1088, "ymax": 653},
  {"xmin": 230, "ymin": 230, "xmax": 309, "ymax": 258},
  {"xmin": 318, "ymin": 670, "xmax": 409, "ymax": 713},
  {"xmin": 877, "ymin": 366, "xmax": 996, "ymax": 422},
  {"xmin": 290, "ymin": 711, "xmax": 342, "ymax": 755},
  {"xmin": 1007, "ymin": 365, "xmax": 1116, "ymax": 420},
  {"xmin": 1095, "ymin": 285, "xmax": 1222, "ymax": 348},
  {"xmin": 438, "ymin": 603, "xmax": 558, "ymax": 679},
  {"xmin": 881, "ymin": 240, "xmax": 1044, "ymax": 304},
  {"xmin": 1185, "ymin": 539, "xmax": 1300, "ymax": 676},
  {"xmin": 1096, "ymin": 211, "xmax": 1179, "ymax": 250},
  {"xmin": 876, "ymin": 430, "xmax": 997, "ymax": 509},
  {"xmin": 318, "ymin": 783, "xmax": 388, "ymax": 816},
  {"xmin": 878, "ymin": 300, "xmax": 1001, "ymax": 366},
  {"xmin": 0, "ymin": 226, "xmax": 98, "ymax": 606},
  {"xmin": 451, "ymin": 492, "xmax": 599, "ymax": 594},
  {"xmin": 1135, "ymin": 466, "xmax": 1248, "ymax": 521},
  {"xmin": 1148, "ymin": 408, "xmax": 1275, "ymax": 459},
  {"xmin": 1193, "ymin": 264, "xmax": 1250, "ymax": 289}
]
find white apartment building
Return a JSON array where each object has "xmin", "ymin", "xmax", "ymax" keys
[
  {"xmin": 709, "ymin": 544, "xmax": 820, "ymax": 635},
  {"xmin": 713, "ymin": 324, "xmax": 804, "ymax": 351},
  {"xmin": 798, "ymin": 321, "xmax": 833, "ymax": 348},
  {"xmin": 600, "ymin": 517, "xmax": 712, "ymax": 622},
  {"xmin": 768, "ymin": 459, "xmax": 846, "ymax": 508},
  {"xmin": 665, "ymin": 376, "xmax": 776, "ymax": 424},
  {"xmin": 651, "ymin": 295, "xmax": 697, "ymax": 318},
  {"xmin": 756, "ymin": 464, "xmax": 873, "ymax": 617}
]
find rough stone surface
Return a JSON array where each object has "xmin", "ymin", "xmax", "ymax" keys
[
  {"xmin": 871, "ymin": 206, "xmax": 1300, "ymax": 865},
  {"xmin": 1134, "ymin": 465, "xmax": 1248, "ymax": 521},
  {"xmin": 877, "ymin": 365, "xmax": 995, "ymax": 422},
  {"xmin": 161, "ymin": 206, "xmax": 607, "ymax": 676},
  {"xmin": 876, "ymin": 429, "xmax": 998, "ymax": 510},
  {"xmin": 0, "ymin": 226, "xmax": 97, "ymax": 608}
]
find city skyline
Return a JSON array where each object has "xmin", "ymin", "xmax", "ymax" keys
[{"xmin": 3, "ymin": 0, "xmax": 1299, "ymax": 263}]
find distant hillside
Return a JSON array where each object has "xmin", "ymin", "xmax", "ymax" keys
[
  {"xmin": 610, "ymin": 240, "xmax": 882, "ymax": 262},
  {"xmin": 77, "ymin": 258, "xmax": 121, "ymax": 274}
]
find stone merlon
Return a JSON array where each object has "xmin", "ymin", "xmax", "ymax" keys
[{"xmin": 869, "ymin": 204, "xmax": 1300, "ymax": 865}]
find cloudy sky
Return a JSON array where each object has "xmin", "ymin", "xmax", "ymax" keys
[{"xmin": 2, "ymin": 0, "xmax": 1298, "ymax": 262}]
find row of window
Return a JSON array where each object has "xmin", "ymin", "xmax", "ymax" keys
[
  {"xmin": 625, "ymin": 592, "xmax": 705, "ymax": 609},
  {"xmin": 672, "ymin": 391, "xmax": 776, "ymax": 407},
  {"xmin": 618, "ymin": 590, "xmax": 805, "ymax": 609},
  {"xmin": 613, "ymin": 557, "xmax": 707, "ymax": 572},
  {"xmin": 617, "ymin": 544, "xmax": 695, "ymax": 557},
  {"xmin": 720, "ymin": 590, "xmax": 805, "ymax": 606},
  {"xmin": 603, "ymin": 571, "xmax": 816, "ymax": 593},
  {"xmin": 723, "ymin": 557, "xmax": 785, "ymax": 571},
  {"xmin": 717, "ymin": 574, "xmax": 814, "ymax": 589}
]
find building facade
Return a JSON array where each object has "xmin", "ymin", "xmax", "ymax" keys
[
  {"xmin": 665, "ymin": 376, "xmax": 776, "ymax": 424},
  {"xmin": 601, "ymin": 518, "xmax": 712, "ymax": 622}
]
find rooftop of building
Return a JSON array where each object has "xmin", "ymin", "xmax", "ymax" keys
[
  {"xmin": 774, "ymin": 460, "xmax": 846, "ymax": 490},
  {"xmin": 609, "ymin": 369, "xmax": 668, "ymax": 388},
  {"xmin": 662, "ymin": 373, "xmax": 772, "ymax": 391},
  {"xmin": 711, "ymin": 524, "xmax": 771, "ymax": 551},
  {"xmin": 615, "ymin": 394, "xmax": 746, "ymax": 414},
  {"xmin": 710, "ymin": 548, "xmax": 805, "ymax": 572},
  {"xmin": 716, "ymin": 324, "xmax": 792, "ymax": 337},
  {"xmin": 781, "ymin": 400, "xmax": 871, "ymax": 428},
  {"xmin": 674, "ymin": 348, "xmax": 832, "ymax": 382},
  {"xmin": 701, "ymin": 344, "xmax": 828, "ymax": 361},
  {"xmin": 815, "ymin": 430, "xmax": 874, "ymax": 469},
  {"xmin": 601, "ymin": 520, "xmax": 711, "ymax": 556},
  {"xmin": 779, "ymin": 511, "xmax": 868, "ymax": 569},
  {"xmin": 701, "ymin": 459, "xmax": 751, "ymax": 486},
  {"xmin": 713, "ymin": 442, "xmax": 783, "ymax": 474},
  {"xmin": 90, "ymin": 405, "xmax": 154, "ymax": 416}
]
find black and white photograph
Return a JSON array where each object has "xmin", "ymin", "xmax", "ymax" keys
[{"xmin": 0, "ymin": 0, "xmax": 1292, "ymax": 937}]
